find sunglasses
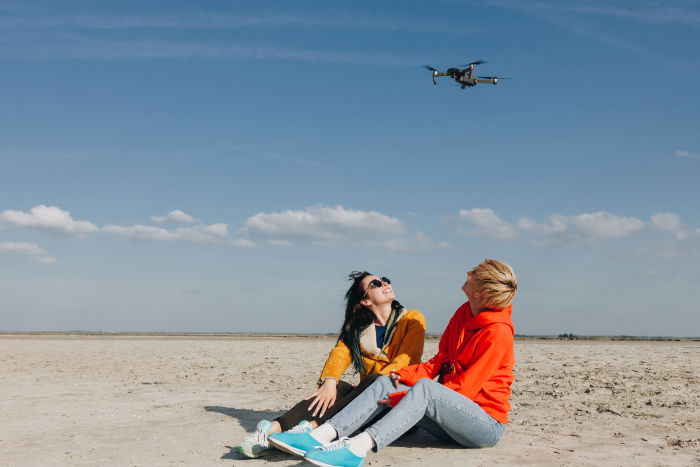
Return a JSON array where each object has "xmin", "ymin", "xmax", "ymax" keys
[{"xmin": 364, "ymin": 277, "xmax": 391, "ymax": 296}]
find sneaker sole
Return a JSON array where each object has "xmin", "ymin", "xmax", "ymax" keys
[
  {"xmin": 268, "ymin": 437, "xmax": 306, "ymax": 457},
  {"xmin": 303, "ymin": 455, "xmax": 364, "ymax": 467},
  {"xmin": 233, "ymin": 445, "xmax": 265, "ymax": 459}
]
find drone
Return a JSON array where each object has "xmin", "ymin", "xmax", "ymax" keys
[{"xmin": 423, "ymin": 60, "xmax": 507, "ymax": 89}]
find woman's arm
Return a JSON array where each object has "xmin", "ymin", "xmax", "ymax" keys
[
  {"xmin": 318, "ymin": 339, "xmax": 352, "ymax": 382},
  {"xmin": 305, "ymin": 339, "xmax": 353, "ymax": 417}
]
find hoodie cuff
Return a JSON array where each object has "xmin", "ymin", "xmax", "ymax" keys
[{"xmin": 388, "ymin": 391, "xmax": 408, "ymax": 407}]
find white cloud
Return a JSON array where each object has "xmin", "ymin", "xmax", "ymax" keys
[
  {"xmin": 228, "ymin": 238, "xmax": 256, "ymax": 248},
  {"xmin": 200, "ymin": 223, "xmax": 228, "ymax": 237},
  {"xmin": 676, "ymin": 149, "xmax": 699, "ymax": 159},
  {"xmin": 554, "ymin": 212, "xmax": 644, "ymax": 238},
  {"xmin": 651, "ymin": 213, "xmax": 683, "ymax": 232},
  {"xmin": 651, "ymin": 212, "xmax": 696, "ymax": 240},
  {"xmin": 0, "ymin": 242, "xmax": 57, "ymax": 263},
  {"xmin": 244, "ymin": 206, "xmax": 407, "ymax": 245},
  {"xmin": 356, "ymin": 232, "xmax": 452, "ymax": 251},
  {"xmin": 456, "ymin": 209, "xmax": 646, "ymax": 247},
  {"xmin": 518, "ymin": 212, "xmax": 645, "ymax": 247},
  {"xmin": 243, "ymin": 205, "xmax": 447, "ymax": 250},
  {"xmin": 101, "ymin": 223, "xmax": 235, "ymax": 244},
  {"xmin": 517, "ymin": 216, "xmax": 566, "ymax": 236},
  {"xmin": 0, "ymin": 205, "xmax": 97, "ymax": 235},
  {"xmin": 150, "ymin": 209, "xmax": 197, "ymax": 224},
  {"xmin": 457, "ymin": 208, "xmax": 518, "ymax": 240},
  {"xmin": 102, "ymin": 224, "xmax": 175, "ymax": 241},
  {"xmin": 0, "ymin": 204, "xmax": 254, "ymax": 248}
]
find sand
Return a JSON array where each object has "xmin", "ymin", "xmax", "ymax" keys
[{"xmin": 1, "ymin": 336, "xmax": 698, "ymax": 466}]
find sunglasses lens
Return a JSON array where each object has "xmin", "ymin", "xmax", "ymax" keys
[
  {"xmin": 370, "ymin": 279, "xmax": 383, "ymax": 288},
  {"xmin": 381, "ymin": 277, "xmax": 391, "ymax": 285}
]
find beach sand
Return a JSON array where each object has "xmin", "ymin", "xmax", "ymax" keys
[{"xmin": 1, "ymin": 336, "xmax": 698, "ymax": 466}]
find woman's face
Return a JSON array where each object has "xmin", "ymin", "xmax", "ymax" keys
[
  {"xmin": 461, "ymin": 271, "xmax": 479, "ymax": 301},
  {"xmin": 360, "ymin": 275, "xmax": 395, "ymax": 306}
]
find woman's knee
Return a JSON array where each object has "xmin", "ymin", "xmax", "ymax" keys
[
  {"xmin": 411, "ymin": 377, "xmax": 437, "ymax": 393},
  {"xmin": 457, "ymin": 422, "xmax": 504, "ymax": 448},
  {"xmin": 470, "ymin": 431, "xmax": 503, "ymax": 448}
]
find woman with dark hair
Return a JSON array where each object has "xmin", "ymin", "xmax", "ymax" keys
[{"xmin": 234, "ymin": 271, "xmax": 426, "ymax": 458}]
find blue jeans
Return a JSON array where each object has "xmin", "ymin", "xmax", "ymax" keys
[{"xmin": 326, "ymin": 375, "xmax": 505, "ymax": 451}]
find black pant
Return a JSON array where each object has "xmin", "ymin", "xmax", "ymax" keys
[{"xmin": 275, "ymin": 373, "xmax": 383, "ymax": 432}]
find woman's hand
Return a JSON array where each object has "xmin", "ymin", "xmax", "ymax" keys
[
  {"xmin": 305, "ymin": 378, "xmax": 338, "ymax": 418},
  {"xmin": 389, "ymin": 371, "xmax": 402, "ymax": 388}
]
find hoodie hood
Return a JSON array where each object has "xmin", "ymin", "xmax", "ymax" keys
[{"xmin": 467, "ymin": 304, "xmax": 514, "ymax": 334}]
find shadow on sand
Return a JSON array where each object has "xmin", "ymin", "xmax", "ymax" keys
[
  {"xmin": 205, "ymin": 405, "xmax": 459, "ymax": 460},
  {"xmin": 204, "ymin": 406, "xmax": 285, "ymax": 432},
  {"xmin": 205, "ymin": 406, "xmax": 295, "ymax": 462},
  {"xmin": 390, "ymin": 428, "xmax": 458, "ymax": 450}
]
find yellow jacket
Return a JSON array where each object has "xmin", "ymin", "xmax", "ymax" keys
[{"xmin": 319, "ymin": 308, "xmax": 426, "ymax": 382}]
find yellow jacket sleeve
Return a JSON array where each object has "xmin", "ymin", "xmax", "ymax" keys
[
  {"xmin": 319, "ymin": 339, "xmax": 352, "ymax": 382},
  {"xmin": 380, "ymin": 310, "xmax": 426, "ymax": 375}
]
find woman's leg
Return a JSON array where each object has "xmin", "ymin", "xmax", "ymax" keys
[
  {"xmin": 325, "ymin": 375, "xmax": 411, "ymax": 438},
  {"xmin": 274, "ymin": 380, "xmax": 355, "ymax": 432},
  {"xmin": 364, "ymin": 378, "xmax": 505, "ymax": 450}
]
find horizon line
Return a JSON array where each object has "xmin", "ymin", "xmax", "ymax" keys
[{"xmin": 1, "ymin": 331, "xmax": 698, "ymax": 341}]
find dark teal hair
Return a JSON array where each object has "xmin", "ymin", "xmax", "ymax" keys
[{"xmin": 339, "ymin": 271, "xmax": 403, "ymax": 374}]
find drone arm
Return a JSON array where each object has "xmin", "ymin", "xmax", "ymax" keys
[
  {"xmin": 431, "ymin": 72, "xmax": 450, "ymax": 85},
  {"xmin": 475, "ymin": 78, "xmax": 498, "ymax": 85}
]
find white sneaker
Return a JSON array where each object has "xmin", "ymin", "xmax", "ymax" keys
[{"xmin": 234, "ymin": 419, "xmax": 273, "ymax": 458}]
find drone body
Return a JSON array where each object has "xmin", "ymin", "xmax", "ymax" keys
[{"xmin": 424, "ymin": 60, "xmax": 505, "ymax": 89}]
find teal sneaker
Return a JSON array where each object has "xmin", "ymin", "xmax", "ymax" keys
[
  {"xmin": 268, "ymin": 420, "xmax": 320, "ymax": 457},
  {"xmin": 233, "ymin": 419, "xmax": 273, "ymax": 458},
  {"xmin": 303, "ymin": 437, "xmax": 365, "ymax": 467}
]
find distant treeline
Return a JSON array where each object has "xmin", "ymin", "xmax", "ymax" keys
[{"xmin": 513, "ymin": 334, "xmax": 699, "ymax": 342}]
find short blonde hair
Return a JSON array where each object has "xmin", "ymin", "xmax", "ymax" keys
[{"xmin": 470, "ymin": 259, "xmax": 518, "ymax": 308}]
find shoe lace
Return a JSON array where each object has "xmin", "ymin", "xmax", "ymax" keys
[
  {"xmin": 287, "ymin": 422, "xmax": 311, "ymax": 434},
  {"xmin": 243, "ymin": 427, "xmax": 269, "ymax": 447},
  {"xmin": 318, "ymin": 437, "xmax": 350, "ymax": 451}
]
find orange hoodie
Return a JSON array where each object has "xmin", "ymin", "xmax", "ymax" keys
[{"xmin": 392, "ymin": 302, "xmax": 514, "ymax": 424}]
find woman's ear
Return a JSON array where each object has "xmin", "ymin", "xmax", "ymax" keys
[{"xmin": 360, "ymin": 298, "xmax": 371, "ymax": 307}]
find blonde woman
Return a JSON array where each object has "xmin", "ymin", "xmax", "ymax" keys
[{"xmin": 269, "ymin": 259, "xmax": 518, "ymax": 467}]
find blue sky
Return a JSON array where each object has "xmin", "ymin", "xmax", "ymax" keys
[{"xmin": 1, "ymin": 1, "xmax": 698, "ymax": 336}]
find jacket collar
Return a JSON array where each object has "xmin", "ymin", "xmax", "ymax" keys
[{"xmin": 359, "ymin": 307, "xmax": 408, "ymax": 360}]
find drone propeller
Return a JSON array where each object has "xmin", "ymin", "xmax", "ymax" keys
[
  {"xmin": 467, "ymin": 60, "xmax": 487, "ymax": 67},
  {"xmin": 422, "ymin": 65, "xmax": 439, "ymax": 85}
]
